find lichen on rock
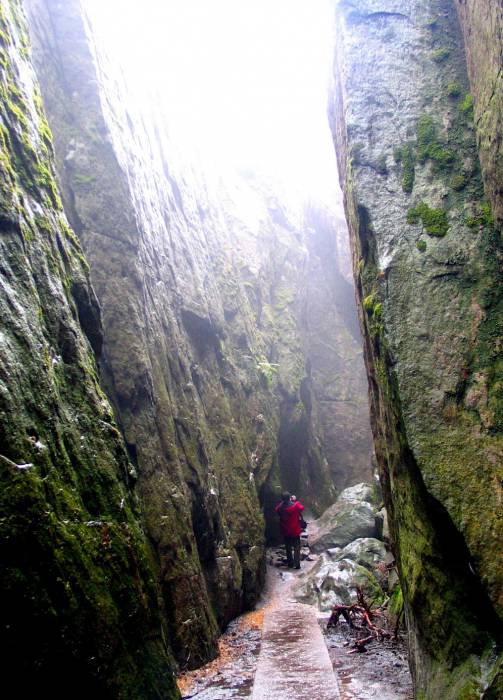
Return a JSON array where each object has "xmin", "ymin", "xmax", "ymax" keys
[
  {"xmin": 22, "ymin": 0, "xmax": 373, "ymax": 676},
  {"xmin": 330, "ymin": 0, "xmax": 503, "ymax": 697},
  {"xmin": 0, "ymin": 1, "xmax": 178, "ymax": 696}
]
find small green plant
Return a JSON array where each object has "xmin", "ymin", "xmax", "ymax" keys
[
  {"xmin": 432, "ymin": 146, "xmax": 455, "ymax": 169},
  {"xmin": 407, "ymin": 202, "xmax": 449, "ymax": 237},
  {"xmin": 363, "ymin": 293, "xmax": 377, "ymax": 313},
  {"xmin": 362, "ymin": 293, "xmax": 383, "ymax": 335},
  {"xmin": 446, "ymin": 82, "xmax": 461, "ymax": 98},
  {"xmin": 38, "ymin": 118, "xmax": 53, "ymax": 153},
  {"xmin": 416, "ymin": 239, "xmax": 427, "ymax": 252},
  {"xmin": 416, "ymin": 115, "xmax": 455, "ymax": 171},
  {"xmin": 389, "ymin": 583, "xmax": 404, "ymax": 617},
  {"xmin": 432, "ymin": 47, "xmax": 450, "ymax": 63},
  {"xmin": 465, "ymin": 201, "xmax": 494, "ymax": 229},
  {"xmin": 256, "ymin": 357, "xmax": 278, "ymax": 387},
  {"xmin": 34, "ymin": 215, "xmax": 52, "ymax": 236},
  {"xmin": 450, "ymin": 174, "xmax": 467, "ymax": 191},
  {"xmin": 416, "ymin": 115, "xmax": 437, "ymax": 162},
  {"xmin": 459, "ymin": 93, "xmax": 474, "ymax": 115},
  {"xmin": 480, "ymin": 201, "xmax": 494, "ymax": 226},
  {"xmin": 394, "ymin": 144, "xmax": 416, "ymax": 192},
  {"xmin": 402, "ymin": 144, "xmax": 415, "ymax": 193}
]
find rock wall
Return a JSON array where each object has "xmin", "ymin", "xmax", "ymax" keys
[
  {"xmin": 303, "ymin": 203, "xmax": 373, "ymax": 490},
  {"xmin": 454, "ymin": 0, "xmax": 503, "ymax": 230},
  {"xmin": 0, "ymin": 1, "xmax": 178, "ymax": 697},
  {"xmin": 330, "ymin": 0, "xmax": 503, "ymax": 697},
  {"xmin": 24, "ymin": 0, "xmax": 372, "ymax": 672}
]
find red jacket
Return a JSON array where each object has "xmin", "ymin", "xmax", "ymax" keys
[{"xmin": 275, "ymin": 500, "xmax": 304, "ymax": 537}]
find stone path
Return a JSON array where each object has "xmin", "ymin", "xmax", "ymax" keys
[
  {"xmin": 177, "ymin": 559, "xmax": 342, "ymax": 699},
  {"xmin": 251, "ymin": 596, "xmax": 341, "ymax": 700},
  {"xmin": 178, "ymin": 542, "xmax": 411, "ymax": 699}
]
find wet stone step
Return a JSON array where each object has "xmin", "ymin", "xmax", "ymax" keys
[{"xmin": 251, "ymin": 601, "xmax": 340, "ymax": 700}]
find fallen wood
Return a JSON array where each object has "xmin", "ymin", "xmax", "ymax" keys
[
  {"xmin": 327, "ymin": 588, "xmax": 392, "ymax": 650},
  {"xmin": 327, "ymin": 604, "xmax": 359, "ymax": 629},
  {"xmin": 348, "ymin": 635, "xmax": 373, "ymax": 653},
  {"xmin": 356, "ymin": 587, "xmax": 373, "ymax": 619}
]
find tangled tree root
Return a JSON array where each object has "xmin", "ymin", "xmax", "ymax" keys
[{"xmin": 326, "ymin": 587, "xmax": 392, "ymax": 653}]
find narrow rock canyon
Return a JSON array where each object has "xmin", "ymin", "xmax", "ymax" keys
[{"xmin": 0, "ymin": 1, "xmax": 501, "ymax": 698}]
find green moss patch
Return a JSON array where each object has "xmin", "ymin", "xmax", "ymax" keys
[
  {"xmin": 451, "ymin": 174, "xmax": 467, "ymax": 191},
  {"xmin": 432, "ymin": 47, "xmax": 450, "ymax": 63},
  {"xmin": 465, "ymin": 202, "xmax": 494, "ymax": 230},
  {"xmin": 447, "ymin": 82, "xmax": 462, "ymax": 98},
  {"xmin": 363, "ymin": 293, "xmax": 377, "ymax": 313},
  {"xmin": 417, "ymin": 116, "xmax": 455, "ymax": 171},
  {"xmin": 407, "ymin": 202, "xmax": 449, "ymax": 237},
  {"xmin": 394, "ymin": 143, "xmax": 416, "ymax": 193},
  {"xmin": 459, "ymin": 93, "xmax": 474, "ymax": 115}
]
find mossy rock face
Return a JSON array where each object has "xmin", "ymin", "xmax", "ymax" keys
[
  {"xmin": 331, "ymin": 0, "xmax": 503, "ymax": 697},
  {"xmin": 454, "ymin": 0, "xmax": 503, "ymax": 231},
  {"xmin": 25, "ymin": 0, "xmax": 371, "ymax": 674},
  {"xmin": 407, "ymin": 202, "xmax": 449, "ymax": 237},
  {"xmin": 0, "ymin": 2, "xmax": 178, "ymax": 697}
]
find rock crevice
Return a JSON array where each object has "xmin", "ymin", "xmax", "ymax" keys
[{"xmin": 20, "ymin": 0, "xmax": 373, "ymax": 678}]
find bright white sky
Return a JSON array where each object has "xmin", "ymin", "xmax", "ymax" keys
[{"xmin": 83, "ymin": 0, "xmax": 339, "ymax": 202}]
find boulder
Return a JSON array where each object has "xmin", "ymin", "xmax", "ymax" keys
[
  {"xmin": 308, "ymin": 500, "xmax": 377, "ymax": 553},
  {"xmin": 337, "ymin": 482, "xmax": 378, "ymax": 504},
  {"xmin": 293, "ymin": 537, "xmax": 387, "ymax": 611},
  {"xmin": 293, "ymin": 553, "xmax": 384, "ymax": 612},
  {"xmin": 332, "ymin": 537, "xmax": 387, "ymax": 570}
]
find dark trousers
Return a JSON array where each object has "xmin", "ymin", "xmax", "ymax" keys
[{"xmin": 284, "ymin": 536, "xmax": 301, "ymax": 568}]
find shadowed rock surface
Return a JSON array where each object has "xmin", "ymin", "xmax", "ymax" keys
[
  {"xmin": 2, "ymin": 0, "xmax": 503, "ymax": 696},
  {"xmin": 454, "ymin": 0, "xmax": 503, "ymax": 230},
  {"xmin": 330, "ymin": 0, "xmax": 503, "ymax": 697},
  {"xmin": 0, "ymin": 1, "xmax": 178, "ymax": 696},
  {"xmin": 21, "ymin": 0, "xmax": 372, "ymax": 676}
]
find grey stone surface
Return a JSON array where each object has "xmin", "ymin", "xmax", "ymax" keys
[
  {"xmin": 0, "ymin": 2, "xmax": 177, "ymax": 696},
  {"xmin": 330, "ymin": 0, "xmax": 503, "ymax": 695},
  {"xmin": 308, "ymin": 499, "xmax": 377, "ymax": 553},
  {"xmin": 252, "ymin": 601, "xmax": 340, "ymax": 699},
  {"xmin": 455, "ymin": 0, "xmax": 503, "ymax": 229},
  {"xmin": 334, "ymin": 537, "xmax": 387, "ymax": 569},
  {"xmin": 294, "ymin": 551, "xmax": 385, "ymax": 612},
  {"xmin": 293, "ymin": 538, "xmax": 387, "ymax": 611},
  {"xmin": 23, "ymin": 0, "xmax": 373, "ymax": 672},
  {"xmin": 336, "ymin": 482, "xmax": 378, "ymax": 504}
]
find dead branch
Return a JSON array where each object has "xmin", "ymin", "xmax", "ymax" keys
[
  {"xmin": 327, "ymin": 604, "xmax": 360, "ymax": 629},
  {"xmin": 348, "ymin": 635, "xmax": 373, "ymax": 653},
  {"xmin": 356, "ymin": 587, "xmax": 373, "ymax": 619},
  {"xmin": 327, "ymin": 589, "xmax": 392, "ymax": 652}
]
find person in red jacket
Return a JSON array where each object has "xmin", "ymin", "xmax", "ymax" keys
[{"xmin": 275, "ymin": 491, "xmax": 305, "ymax": 569}]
